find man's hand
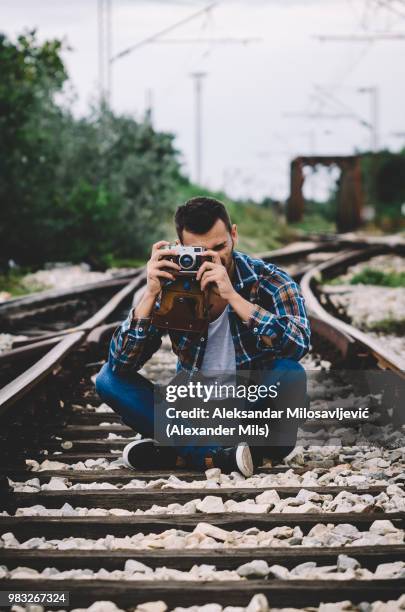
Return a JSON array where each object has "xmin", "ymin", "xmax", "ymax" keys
[
  {"xmin": 145, "ymin": 241, "xmax": 180, "ymax": 298},
  {"xmin": 196, "ymin": 250, "xmax": 236, "ymax": 302}
]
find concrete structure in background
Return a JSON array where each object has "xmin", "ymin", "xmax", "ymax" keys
[{"xmin": 287, "ymin": 155, "xmax": 363, "ymax": 232}]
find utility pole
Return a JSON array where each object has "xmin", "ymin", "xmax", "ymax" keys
[
  {"xmin": 358, "ymin": 86, "xmax": 379, "ymax": 151},
  {"xmin": 106, "ymin": 0, "xmax": 112, "ymax": 104},
  {"xmin": 98, "ymin": 0, "xmax": 105, "ymax": 100},
  {"xmin": 98, "ymin": 0, "xmax": 112, "ymax": 104},
  {"xmin": 191, "ymin": 72, "xmax": 206, "ymax": 185},
  {"xmin": 145, "ymin": 88, "xmax": 154, "ymax": 125}
]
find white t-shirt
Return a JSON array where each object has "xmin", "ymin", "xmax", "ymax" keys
[{"xmin": 200, "ymin": 305, "xmax": 236, "ymax": 396}]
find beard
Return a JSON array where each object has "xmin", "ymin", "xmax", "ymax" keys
[{"xmin": 223, "ymin": 238, "xmax": 235, "ymax": 274}]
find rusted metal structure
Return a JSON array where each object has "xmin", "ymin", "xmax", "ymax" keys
[{"xmin": 287, "ymin": 155, "xmax": 363, "ymax": 232}]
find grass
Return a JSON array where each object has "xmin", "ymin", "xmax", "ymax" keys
[
  {"xmin": 289, "ymin": 212, "xmax": 335, "ymax": 234},
  {"xmin": 0, "ymin": 270, "xmax": 47, "ymax": 298},
  {"xmin": 349, "ymin": 268, "xmax": 405, "ymax": 288},
  {"xmin": 368, "ymin": 318, "xmax": 405, "ymax": 335},
  {"xmin": 326, "ymin": 267, "xmax": 405, "ymax": 287}
]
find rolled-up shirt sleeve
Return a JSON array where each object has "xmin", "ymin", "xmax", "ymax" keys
[
  {"xmin": 245, "ymin": 276, "xmax": 310, "ymax": 360},
  {"xmin": 108, "ymin": 309, "xmax": 163, "ymax": 374}
]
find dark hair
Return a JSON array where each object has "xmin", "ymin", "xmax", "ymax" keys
[{"xmin": 175, "ymin": 196, "xmax": 232, "ymax": 241}]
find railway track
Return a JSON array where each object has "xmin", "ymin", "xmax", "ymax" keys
[{"xmin": 0, "ymin": 240, "xmax": 404, "ymax": 611}]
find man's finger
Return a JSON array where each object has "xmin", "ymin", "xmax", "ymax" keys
[
  {"xmin": 202, "ymin": 249, "xmax": 222, "ymax": 264},
  {"xmin": 196, "ymin": 261, "xmax": 217, "ymax": 281},
  {"xmin": 152, "ymin": 248, "xmax": 179, "ymax": 261},
  {"xmin": 200, "ymin": 272, "xmax": 217, "ymax": 290},
  {"xmin": 156, "ymin": 270, "xmax": 175, "ymax": 281},
  {"xmin": 154, "ymin": 259, "xmax": 180, "ymax": 270},
  {"xmin": 152, "ymin": 240, "xmax": 171, "ymax": 253}
]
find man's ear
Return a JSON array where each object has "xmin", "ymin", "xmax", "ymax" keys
[{"xmin": 231, "ymin": 224, "xmax": 238, "ymax": 246}]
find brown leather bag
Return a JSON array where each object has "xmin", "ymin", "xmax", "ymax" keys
[{"xmin": 151, "ymin": 277, "xmax": 209, "ymax": 333}]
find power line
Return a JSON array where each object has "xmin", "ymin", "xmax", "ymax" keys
[
  {"xmin": 372, "ymin": 0, "xmax": 405, "ymax": 19},
  {"xmin": 312, "ymin": 84, "xmax": 372, "ymax": 128},
  {"xmin": 111, "ymin": 2, "xmax": 218, "ymax": 62},
  {"xmin": 314, "ymin": 32, "xmax": 405, "ymax": 40},
  {"xmin": 150, "ymin": 37, "xmax": 260, "ymax": 45},
  {"xmin": 283, "ymin": 112, "xmax": 354, "ymax": 119}
]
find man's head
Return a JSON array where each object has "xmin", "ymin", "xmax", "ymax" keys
[{"xmin": 174, "ymin": 197, "xmax": 237, "ymax": 271}]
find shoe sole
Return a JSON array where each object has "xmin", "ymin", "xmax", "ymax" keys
[
  {"xmin": 122, "ymin": 438, "xmax": 156, "ymax": 469},
  {"xmin": 236, "ymin": 444, "xmax": 254, "ymax": 477}
]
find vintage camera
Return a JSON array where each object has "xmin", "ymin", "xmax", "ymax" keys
[{"xmin": 160, "ymin": 244, "xmax": 211, "ymax": 276}]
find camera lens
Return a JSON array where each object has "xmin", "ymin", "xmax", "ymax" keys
[{"xmin": 179, "ymin": 254, "xmax": 194, "ymax": 269}]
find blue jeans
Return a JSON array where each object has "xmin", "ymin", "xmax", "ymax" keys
[{"xmin": 95, "ymin": 358, "xmax": 307, "ymax": 470}]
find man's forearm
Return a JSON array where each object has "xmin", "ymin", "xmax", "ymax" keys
[
  {"xmin": 228, "ymin": 291, "xmax": 255, "ymax": 325},
  {"xmin": 134, "ymin": 289, "xmax": 158, "ymax": 319},
  {"xmin": 228, "ymin": 291, "xmax": 273, "ymax": 347}
]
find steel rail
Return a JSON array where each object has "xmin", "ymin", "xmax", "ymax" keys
[
  {"xmin": 0, "ymin": 268, "xmax": 142, "ymax": 312},
  {"xmin": 0, "ymin": 242, "xmax": 404, "ymax": 609},
  {"xmin": 0, "ymin": 272, "xmax": 146, "ymax": 358},
  {"xmin": 301, "ymin": 247, "xmax": 405, "ymax": 374},
  {"xmin": 0, "ymin": 273, "xmax": 146, "ymax": 414}
]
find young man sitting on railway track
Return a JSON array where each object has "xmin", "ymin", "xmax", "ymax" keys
[{"xmin": 96, "ymin": 197, "xmax": 310, "ymax": 476}]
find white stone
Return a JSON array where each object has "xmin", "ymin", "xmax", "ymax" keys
[
  {"xmin": 85, "ymin": 602, "xmax": 124, "ymax": 612},
  {"xmin": 290, "ymin": 561, "xmax": 317, "ymax": 576},
  {"xmin": 318, "ymin": 603, "xmax": 353, "ymax": 612},
  {"xmin": 198, "ymin": 605, "xmax": 222, "ymax": 612},
  {"xmin": 125, "ymin": 559, "xmax": 153, "ymax": 574},
  {"xmin": 268, "ymin": 564, "xmax": 290, "ymax": 579},
  {"xmin": 135, "ymin": 602, "xmax": 168, "ymax": 612},
  {"xmin": 37, "ymin": 460, "xmax": 67, "ymax": 471},
  {"xmin": 337, "ymin": 554, "xmax": 360, "ymax": 572},
  {"xmin": 60, "ymin": 502, "xmax": 77, "ymax": 517},
  {"xmin": 286, "ymin": 502, "xmax": 322, "ymax": 514},
  {"xmin": 255, "ymin": 490, "xmax": 280, "ymax": 505},
  {"xmin": 246, "ymin": 594, "xmax": 269, "ymax": 612},
  {"xmin": 109, "ymin": 508, "xmax": 133, "ymax": 516},
  {"xmin": 370, "ymin": 520, "xmax": 398, "ymax": 535},
  {"xmin": 205, "ymin": 468, "xmax": 221, "ymax": 481},
  {"xmin": 42, "ymin": 477, "xmax": 69, "ymax": 491},
  {"xmin": 0, "ymin": 566, "xmax": 8, "ymax": 578},
  {"xmin": 196, "ymin": 496, "xmax": 225, "ymax": 513},
  {"xmin": 375, "ymin": 561, "xmax": 404, "ymax": 578},
  {"xmin": 10, "ymin": 566, "xmax": 40, "ymax": 578},
  {"xmin": 194, "ymin": 523, "xmax": 230, "ymax": 542},
  {"xmin": 237, "ymin": 560, "xmax": 270, "ymax": 578},
  {"xmin": 2, "ymin": 532, "xmax": 20, "ymax": 547},
  {"xmin": 25, "ymin": 459, "xmax": 40, "ymax": 471},
  {"xmin": 24, "ymin": 478, "xmax": 41, "ymax": 489}
]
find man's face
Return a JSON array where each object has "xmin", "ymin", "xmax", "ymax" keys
[{"xmin": 181, "ymin": 219, "xmax": 238, "ymax": 273}]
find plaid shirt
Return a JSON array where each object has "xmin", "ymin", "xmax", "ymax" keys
[{"xmin": 108, "ymin": 250, "xmax": 310, "ymax": 377}]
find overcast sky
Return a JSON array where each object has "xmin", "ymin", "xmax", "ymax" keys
[{"xmin": 2, "ymin": 0, "xmax": 405, "ymax": 200}]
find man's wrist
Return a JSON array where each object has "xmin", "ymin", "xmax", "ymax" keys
[
  {"xmin": 134, "ymin": 288, "xmax": 158, "ymax": 319},
  {"xmin": 143, "ymin": 288, "xmax": 159, "ymax": 301},
  {"xmin": 228, "ymin": 291, "xmax": 255, "ymax": 323},
  {"xmin": 227, "ymin": 289, "xmax": 241, "ymax": 307}
]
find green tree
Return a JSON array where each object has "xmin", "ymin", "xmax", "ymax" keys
[
  {"xmin": 361, "ymin": 151, "xmax": 405, "ymax": 229},
  {"xmin": 0, "ymin": 31, "xmax": 182, "ymax": 269},
  {"xmin": 0, "ymin": 30, "xmax": 67, "ymax": 266}
]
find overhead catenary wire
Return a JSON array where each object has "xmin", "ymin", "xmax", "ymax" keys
[
  {"xmin": 111, "ymin": 2, "xmax": 218, "ymax": 62},
  {"xmin": 150, "ymin": 37, "xmax": 260, "ymax": 45},
  {"xmin": 372, "ymin": 0, "xmax": 405, "ymax": 18},
  {"xmin": 314, "ymin": 32, "xmax": 405, "ymax": 40}
]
